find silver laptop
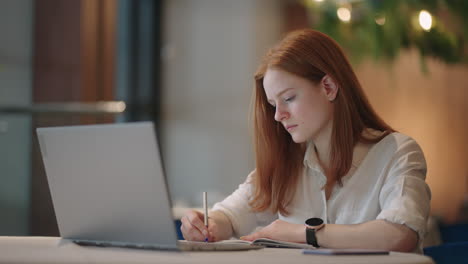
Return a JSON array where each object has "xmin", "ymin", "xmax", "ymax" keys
[{"xmin": 36, "ymin": 122, "xmax": 261, "ymax": 251}]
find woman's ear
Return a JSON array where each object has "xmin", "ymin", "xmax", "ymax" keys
[{"xmin": 321, "ymin": 75, "xmax": 339, "ymax": 101}]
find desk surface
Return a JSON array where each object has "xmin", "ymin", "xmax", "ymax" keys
[{"xmin": 0, "ymin": 236, "xmax": 434, "ymax": 264}]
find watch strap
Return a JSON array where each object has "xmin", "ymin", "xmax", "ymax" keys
[{"xmin": 306, "ymin": 227, "xmax": 320, "ymax": 247}]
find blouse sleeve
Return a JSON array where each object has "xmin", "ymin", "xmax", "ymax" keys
[
  {"xmin": 376, "ymin": 135, "xmax": 431, "ymax": 243},
  {"xmin": 211, "ymin": 170, "xmax": 277, "ymax": 237}
]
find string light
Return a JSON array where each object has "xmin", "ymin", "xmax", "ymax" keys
[
  {"xmin": 419, "ymin": 10, "xmax": 432, "ymax": 31},
  {"xmin": 337, "ymin": 7, "xmax": 351, "ymax": 22}
]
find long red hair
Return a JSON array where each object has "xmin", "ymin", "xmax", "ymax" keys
[{"xmin": 249, "ymin": 29, "xmax": 394, "ymax": 215}]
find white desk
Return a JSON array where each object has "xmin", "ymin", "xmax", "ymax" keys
[{"xmin": 0, "ymin": 236, "xmax": 434, "ymax": 264}]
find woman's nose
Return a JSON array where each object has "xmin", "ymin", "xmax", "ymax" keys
[{"xmin": 274, "ymin": 105, "xmax": 289, "ymax": 122}]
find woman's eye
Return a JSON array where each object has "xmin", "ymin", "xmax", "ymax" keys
[{"xmin": 285, "ymin": 95, "xmax": 296, "ymax": 103}]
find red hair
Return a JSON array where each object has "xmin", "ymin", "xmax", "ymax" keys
[{"xmin": 249, "ymin": 29, "xmax": 394, "ymax": 215}]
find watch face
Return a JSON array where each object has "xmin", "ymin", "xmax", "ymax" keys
[{"xmin": 305, "ymin": 217, "xmax": 324, "ymax": 226}]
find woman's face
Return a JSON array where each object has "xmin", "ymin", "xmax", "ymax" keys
[{"xmin": 263, "ymin": 68, "xmax": 335, "ymax": 143}]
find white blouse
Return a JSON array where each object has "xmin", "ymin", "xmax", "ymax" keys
[{"xmin": 212, "ymin": 132, "xmax": 431, "ymax": 252}]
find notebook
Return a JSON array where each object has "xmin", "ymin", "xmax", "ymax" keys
[{"xmin": 36, "ymin": 122, "xmax": 262, "ymax": 251}]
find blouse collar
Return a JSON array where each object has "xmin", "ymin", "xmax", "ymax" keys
[{"xmin": 303, "ymin": 128, "xmax": 384, "ymax": 173}]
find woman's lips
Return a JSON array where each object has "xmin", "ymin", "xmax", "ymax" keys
[{"xmin": 286, "ymin": 125, "xmax": 298, "ymax": 131}]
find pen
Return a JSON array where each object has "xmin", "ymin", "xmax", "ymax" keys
[{"xmin": 203, "ymin": 191, "xmax": 208, "ymax": 242}]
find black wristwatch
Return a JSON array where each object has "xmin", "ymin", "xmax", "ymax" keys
[{"xmin": 305, "ymin": 218, "xmax": 324, "ymax": 248}]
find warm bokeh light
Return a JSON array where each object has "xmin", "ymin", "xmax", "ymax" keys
[
  {"xmin": 337, "ymin": 7, "xmax": 351, "ymax": 22},
  {"xmin": 419, "ymin": 10, "xmax": 432, "ymax": 31},
  {"xmin": 375, "ymin": 16, "xmax": 386, "ymax": 26}
]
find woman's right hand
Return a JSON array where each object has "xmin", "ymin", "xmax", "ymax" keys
[
  {"xmin": 180, "ymin": 210, "xmax": 229, "ymax": 242},
  {"xmin": 180, "ymin": 210, "xmax": 211, "ymax": 241}
]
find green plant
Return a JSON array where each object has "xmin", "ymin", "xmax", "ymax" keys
[{"xmin": 304, "ymin": 0, "xmax": 468, "ymax": 67}]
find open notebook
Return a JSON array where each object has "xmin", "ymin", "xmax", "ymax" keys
[{"xmin": 179, "ymin": 238, "xmax": 316, "ymax": 250}]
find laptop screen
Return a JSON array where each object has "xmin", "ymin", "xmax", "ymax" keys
[{"xmin": 37, "ymin": 122, "xmax": 178, "ymax": 249}]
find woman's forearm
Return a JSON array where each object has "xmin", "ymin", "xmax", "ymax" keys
[
  {"xmin": 316, "ymin": 220, "xmax": 418, "ymax": 252},
  {"xmin": 242, "ymin": 219, "xmax": 417, "ymax": 252}
]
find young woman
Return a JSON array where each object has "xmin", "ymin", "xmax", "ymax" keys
[{"xmin": 180, "ymin": 29, "xmax": 431, "ymax": 253}]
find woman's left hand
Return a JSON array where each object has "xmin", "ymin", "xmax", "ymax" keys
[{"xmin": 240, "ymin": 219, "xmax": 306, "ymax": 243}]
